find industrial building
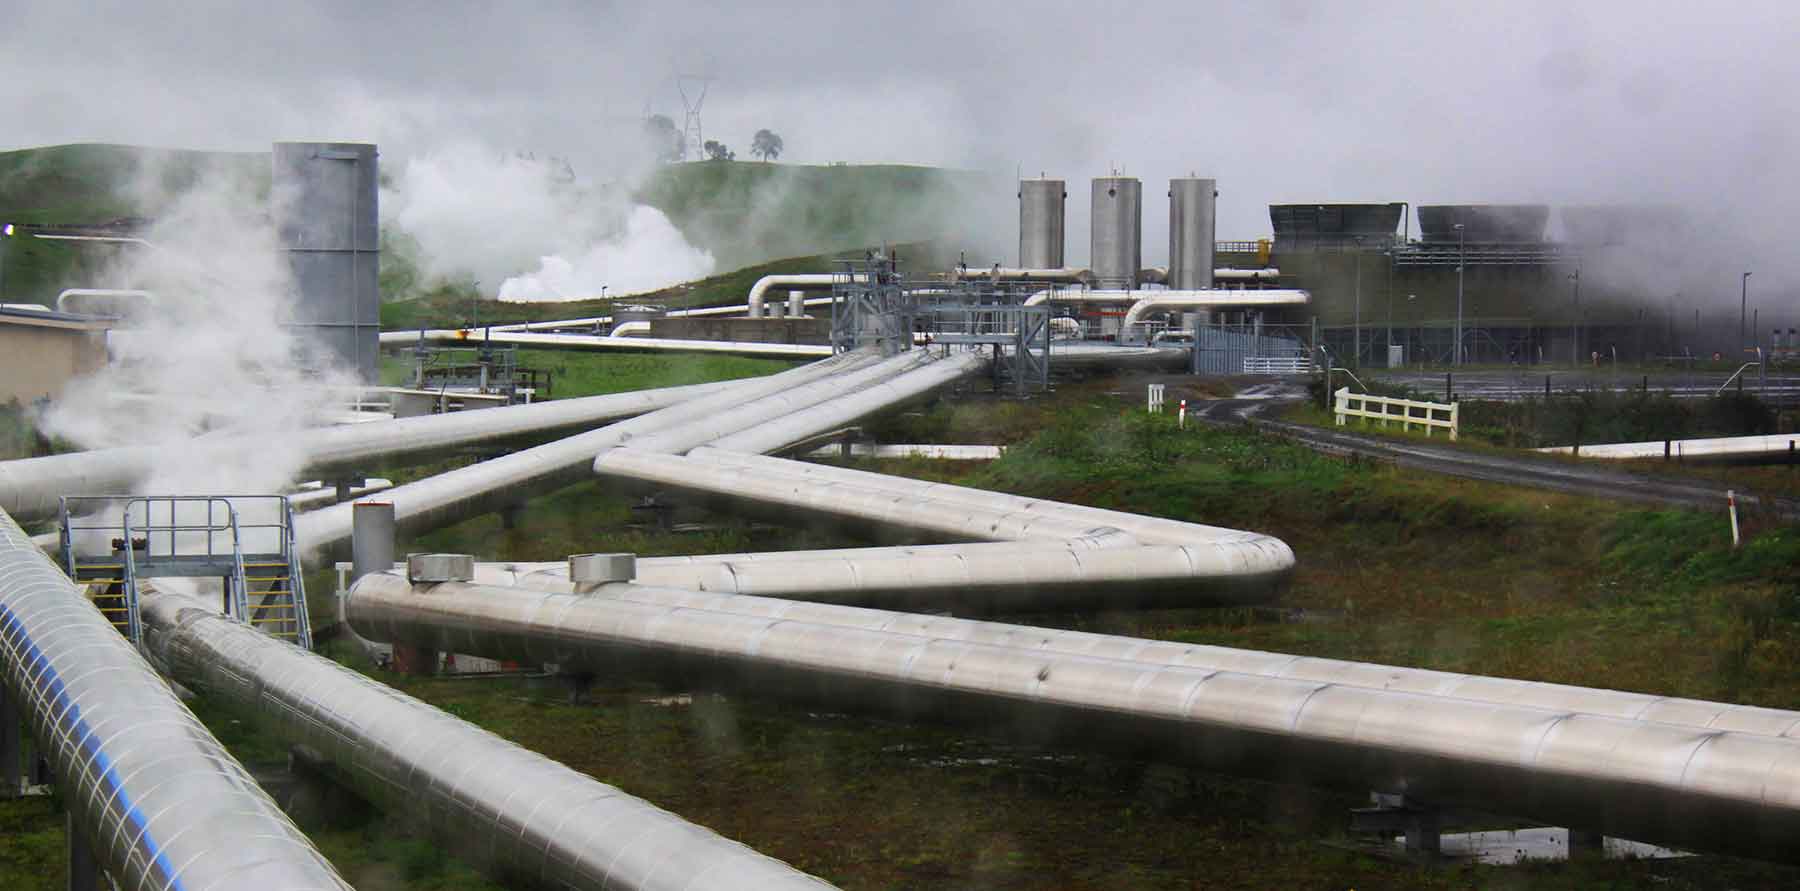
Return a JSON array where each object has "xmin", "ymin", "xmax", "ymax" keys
[{"xmin": 0, "ymin": 305, "xmax": 113, "ymax": 404}]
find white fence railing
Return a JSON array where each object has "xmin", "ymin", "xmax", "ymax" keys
[
  {"xmin": 1334, "ymin": 387, "xmax": 1459, "ymax": 440},
  {"xmin": 1243, "ymin": 356, "xmax": 1316, "ymax": 374}
]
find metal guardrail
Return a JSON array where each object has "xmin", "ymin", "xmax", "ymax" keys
[
  {"xmin": 1334, "ymin": 387, "xmax": 1459, "ymax": 440},
  {"xmin": 1244, "ymin": 356, "xmax": 1316, "ymax": 374}
]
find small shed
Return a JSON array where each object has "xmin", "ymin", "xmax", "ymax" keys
[{"xmin": 0, "ymin": 306, "xmax": 114, "ymax": 404}]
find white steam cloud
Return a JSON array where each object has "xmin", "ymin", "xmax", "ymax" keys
[
  {"xmin": 381, "ymin": 146, "xmax": 715, "ymax": 302},
  {"xmin": 40, "ymin": 158, "xmax": 361, "ymax": 497}
]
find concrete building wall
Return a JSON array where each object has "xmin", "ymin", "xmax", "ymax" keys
[
  {"xmin": 652, "ymin": 317, "xmax": 830, "ymax": 345},
  {"xmin": 0, "ymin": 324, "xmax": 108, "ymax": 404}
]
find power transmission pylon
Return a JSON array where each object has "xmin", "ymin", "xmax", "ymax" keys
[{"xmin": 676, "ymin": 74, "xmax": 715, "ymax": 161}]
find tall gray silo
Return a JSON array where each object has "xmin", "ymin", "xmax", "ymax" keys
[
  {"xmin": 1018, "ymin": 178, "xmax": 1066, "ymax": 269},
  {"xmin": 1168, "ymin": 177, "xmax": 1216, "ymax": 291},
  {"xmin": 1090, "ymin": 176, "xmax": 1142, "ymax": 289},
  {"xmin": 272, "ymin": 141, "xmax": 379, "ymax": 383}
]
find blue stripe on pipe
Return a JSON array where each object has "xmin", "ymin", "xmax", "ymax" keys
[{"xmin": 0, "ymin": 600, "xmax": 185, "ymax": 890}]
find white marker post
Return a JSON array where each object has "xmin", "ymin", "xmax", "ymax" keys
[
  {"xmin": 1728, "ymin": 490, "xmax": 1741, "ymax": 548},
  {"xmin": 1179, "ymin": 399, "xmax": 1187, "ymax": 429}
]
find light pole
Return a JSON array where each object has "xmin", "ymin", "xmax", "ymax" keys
[
  {"xmin": 1740, "ymin": 271, "xmax": 1751, "ymax": 353},
  {"xmin": 1407, "ymin": 294, "xmax": 1417, "ymax": 363},
  {"xmin": 1352, "ymin": 234, "xmax": 1365, "ymax": 368},
  {"xmin": 1454, "ymin": 222, "xmax": 1466, "ymax": 367},
  {"xmin": 1568, "ymin": 268, "xmax": 1581, "ymax": 367}
]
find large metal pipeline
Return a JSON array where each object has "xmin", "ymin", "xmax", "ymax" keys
[
  {"xmin": 947, "ymin": 266, "xmax": 1093, "ymax": 284},
  {"xmin": 0, "ymin": 379, "xmax": 738, "ymax": 523},
  {"xmin": 0, "ymin": 508, "xmax": 352, "ymax": 889},
  {"xmin": 376, "ymin": 328, "xmax": 834, "ymax": 358},
  {"xmin": 344, "ymin": 573, "xmax": 1800, "ymax": 863},
  {"xmin": 137, "ymin": 587, "xmax": 834, "ymax": 891},
  {"xmin": 744, "ymin": 274, "xmax": 867, "ymax": 319},
  {"xmin": 699, "ymin": 350, "xmax": 990, "ymax": 456},
  {"xmin": 488, "ymin": 570, "xmax": 1800, "ymax": 743},
  {"xmin": 1119, "ymin": 291, "xmax": 1311, "ymax": 329},
  {"xmin": 293, "ymin": 350, "xmax": 881, "ymax": 555},
  {"xmin": 619, "ymin": 349, "xmax": 940, "ymax": 455},
  {"xmin": 477, "ymin": 531, "xmax": 1278, "ymax": 612},
  {"xmin": 1020, "ymin": 288, "xmax": 1310, "ymax": 312},
  {"xmin": 599, "ymin": 446, "xmax": 1291, "ymax": 556}
]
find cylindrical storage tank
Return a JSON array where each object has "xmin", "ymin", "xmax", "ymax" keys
[
  {"xmin": 1018, "ymin": 178, "xmax": 1066, "ymax": 269},
  {"xmin": 272, "ymin": 142, "xmax": 379, "ymax": 383},
  {"xmin": 1168, "ymin": 177, "xmax": 1216, "ymax": 291},
  {"xmin": 1090, "ymin": 177, "xmax": 1141, "ymax": 290},
  {"xmin": 788, "ymin": 289, "xmax": 805, "ymax": 318}
]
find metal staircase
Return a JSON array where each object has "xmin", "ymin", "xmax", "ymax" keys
[{"xmin": 58, "ymin": 495, "xmax": 312, "ymax": 649}]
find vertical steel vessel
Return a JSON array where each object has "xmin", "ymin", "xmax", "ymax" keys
[
  {"xmin": 1089, "ymin": 176, "xmax": 1142, "ymax": 289},
  {"xmin": 273, "ymin": 141, "xmax": 380, "ymax": 382},
  {"xmin": 1018, "ymin": 178, "xmax": 1066, "ymax": 269},
  {"xmin": 1168, "ymin": 177, "xmax": 1217, "ymax": 291}
]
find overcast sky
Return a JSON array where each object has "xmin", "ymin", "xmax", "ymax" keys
[{"xmin": 4, "ymin": 1, "xmax": 1797, "ymax": 286}]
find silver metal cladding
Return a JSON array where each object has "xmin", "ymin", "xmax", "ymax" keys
[
  {"xmin": 1090, "ymin": 176, "xmax": 1142, "ymax": 290},
  {"xmin": 138, "ymin": 587, "xmax": 834, "ymax": 891},
  {"xmin": 0, "ymin": 508, "xmax": 351, "ymax": 889},
  {"xmin": 273, "ymin": 142, "xmax": 380, "ymax": 383},
  {"xmin": 292, "ymin": 351, "xmax": 880, "ymax": 555},
  {"xmin": 343, "ymin": 573, "xmax": 1800, "ymax": 863},
  {"xmin": 0, "ymin": 379, "xmax": 735, "ymax": 523},
  {"xmin": 1168, "ymin": 178, "xmax": 1217, "ymax": 291},
  {"xmin": 1019, "ymin": 178, "xmax": 1067, "ymax": 269}
]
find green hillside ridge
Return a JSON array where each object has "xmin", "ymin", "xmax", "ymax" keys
[
  {"xmin": 0, "ymin": 143, "xmax": 990, "ymax": 304},
  {"xmin": 380, "ymin": 239, "xmax": 962, "ymax": 331}
]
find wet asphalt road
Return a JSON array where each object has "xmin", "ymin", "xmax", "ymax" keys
[{"xmin": 1198, "ymin": 384, "xmax": 1800, "ymax": 521}]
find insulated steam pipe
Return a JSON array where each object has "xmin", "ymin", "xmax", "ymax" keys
[
  {"xmin": 481, "ymin": 532, "xmax": 1283, "ymax": 612},
  {"xmin": 291, "ymin": 351, "xmax": 882, "ymax": 555},
  {"xmin": 1119, "ymin": 290, "xmax": 1311, "ymax": 329},
  {"xmin": 137, "ymin": 587, "xmax": 834, "ymax": 891},
  {"xmin": 376, "ymin": 328, "xmax": 834, "ymax": 358},
  {"xmin": 949, "ymin": 266, "xmax": 1093, "ymax": 284},
  {"xmin": 491, "ymin": 568, "xmax": 1800, "ymax": 743},
  {"xmin": 745, "ymin": 274, "xmax": 867, "ymax": 319},
  {"xmin": 618, "ymin": 349, "xmax": 940, "ymax": 455},
  {"xmin": 1021, "ymin": 288, "xmax": 1309, "ymax": 311},
  {"xmin": 698, "ymin": 350, "xmax": 990, "ymax": 456},
  {"xmin": 344, "ymin": 573, "xmax": 1800, "ymax": 863},
  {"xmin": 0, "ymin": 508, "xmax": 351, "ymax": 889},
  {"xmin": 0, "ymin": 379, "xmax": 738, "ymax": 522},
  {"xmin": 646, "ymin": 447, "xmax": 1285, "ymax": 550}
]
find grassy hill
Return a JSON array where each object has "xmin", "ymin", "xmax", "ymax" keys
[
  {"xmin": 380, "ymin": 240, "xmax": 963, "ymax": 331},
  {"xmin": 0, "ymin": 144, "xmax": 265, "ymax": 302},
  {"xmin": 638, "ymin": 160, "xmax": 996, "ymax": 271},
  {"xmin": 0, "ymin": 143, "xmax": 995, "ymax": 305}
]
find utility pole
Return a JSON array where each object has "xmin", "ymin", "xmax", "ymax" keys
[
  {"xmin": 1741, "ymin": 271, "xmax": 1752, "ymax": 353},
  {"xmin": 1353, "ymin": 234, "xmax": 1365, "ymax": 368},
  {"xmin": 1454, "ymin": 223, "xmax": 1466, "ymax": 367},
  {"xmin": 1568, "ymin": 267, "xmax": 1581, "ymax": 367}
]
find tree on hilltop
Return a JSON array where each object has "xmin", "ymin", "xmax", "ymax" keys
[{"xmin": 750, "ymin": 129, "xmax": 784, "ymax": 162}]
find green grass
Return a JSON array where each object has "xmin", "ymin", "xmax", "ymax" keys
[{"xmin": 379, "ymin": 348, "xmax": 798, "ymax": 397}]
